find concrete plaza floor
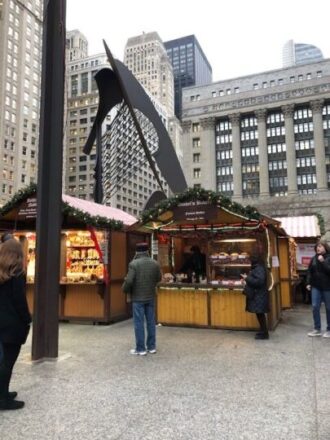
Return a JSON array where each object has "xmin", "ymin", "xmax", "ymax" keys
[{"xmin": 1, "ymin": 305, "xmax": 330, "ymax": 440}]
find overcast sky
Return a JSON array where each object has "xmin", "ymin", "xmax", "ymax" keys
[{"xmin": 66, "ymin": 0, "xmax": 329, "ymax": 82}]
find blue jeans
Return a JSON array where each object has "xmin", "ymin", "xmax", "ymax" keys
[
  {"xmin": 132, "ymin": 300, "xmax": 156, "ymax": 352},
  {"xmin": 311, "ymin": 287, "xmax": 330, "ymax": 331}
]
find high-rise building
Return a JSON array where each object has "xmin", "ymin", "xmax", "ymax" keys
[
  {"xmin": 124, "ymin": 32, "xmax": 174, "ymax": 116},
  {"xmin": 164, "ymin": 35, "xmax": 212, "ymax": 119},
  {"xmin": 283, "ymin": 40, "xmax": 324, "ymax": 67},
  {"xmin": 0, "ymin": 0, "xmax": 43, "ymax": 205},
  {"xmin": 102, "ymin": 103, "xmax": 168, "ymax": 217},
  {"xmin": 65, "ymin": 30, "xmax": 109, "ymax": 200},
  {"xmin": 181, "ymin": 60, "xmax": 330, "ymax": 232}
]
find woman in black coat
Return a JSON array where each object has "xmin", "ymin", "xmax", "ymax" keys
[
  {"xmin": 241, "ymin": 254, "xmax": 269, "ymax": 340},
  {"xmin": 0, "ymin": 239, "xmax": 31, "ymax": 410}
]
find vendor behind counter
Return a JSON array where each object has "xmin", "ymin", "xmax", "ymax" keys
[{"xmin": 180, "ymin": 245, "xmax": 206, "ymax": 283}]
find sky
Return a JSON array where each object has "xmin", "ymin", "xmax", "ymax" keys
[{"xmin": 66, "ymin": 0, "xmax": 330, "ymax": 82}]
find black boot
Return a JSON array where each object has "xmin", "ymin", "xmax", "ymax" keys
[
  {"xmin": 8, "ymin": 391, "xmax": 18, "ymax": 400},
  {"xmin": 0, "ymin": 398, "xmax": 25, "ymax": 410},
  {"xmin": 255, "ymin": 332, "xmax": 269, "ymax": 340}
]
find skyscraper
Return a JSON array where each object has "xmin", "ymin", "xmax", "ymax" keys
[
  {"xmin": 65, "ymin": 30, "xmax": 109, "ymax": 200},
  {"xmin": 0, "ymin": 0, "xmax": 43, "ymax": 205},
  {"xmin": 283, "ymin": 40, "xmax": 324, "ymax": 67},
  {"xmin": 124, "ymin": 32, "xmax": 174, "ymax": 116},
  {"xmin": 164, "ymin": 35, "xmax": 212, "ymax": 119}
]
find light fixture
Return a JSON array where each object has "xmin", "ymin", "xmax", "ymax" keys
[{"xmin": 215, "ymin": 238, "xmax": 257, "ymax": 243}]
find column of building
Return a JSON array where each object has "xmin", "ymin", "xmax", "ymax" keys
[
  {"xmin": 200, "ymin": 117, "xmax": 216, "ymax": 191},
  {"xmin": 229, "ymin": 113, "xmax": 242, "ymax": 199},
  {"xmin": 181, "ymin": 120, "xmax": 193, "ymax": 186},
  {"xmin": 310, "ymin": 99, "xmax": 328, "ymax": 192},
  {"xmin": 255, "ymin": 109, "xmax": 270, "ymax": 197},
  {"xmin": 282, "ymin": 104, "xmax": 297, "ymax": 195}
]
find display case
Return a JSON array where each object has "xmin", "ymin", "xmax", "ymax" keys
[
  {"xmin": 208, "ymin": 237, "xmax": 260, "ymax": 287},
  {"xmin": 64, "ymin": 231, "xmax": 105, "ymax": 283}
]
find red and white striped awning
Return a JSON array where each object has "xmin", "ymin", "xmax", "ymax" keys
[
  {"xmin": 62, "ymin": 194, "xmax": 137, "ymax": 226},
  {"xmin": 275, "ymin": 215, "xmax": 320, "ymax": 238}
]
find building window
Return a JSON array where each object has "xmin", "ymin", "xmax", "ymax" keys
[
  {"xmin": 193, "ymin": 153, "xmax": 200, "ymax": 163},
  {"xmin": 193, "ymin": 168, "xmax": 201, "ymax": 178},
  {"xmin": 192, "ymin": 138, "xmax": 201, "ymax": 148}
]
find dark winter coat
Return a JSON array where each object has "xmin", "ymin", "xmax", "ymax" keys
[
  {"xmin": 122, "ymin": 252, "xmax": 162, "ymax": 302},
  {"xmin": 244, "ymin": 263, "xmax": 269, "ymax": 314},
  {"xmin": 0, "ymin": 274, "xmax": 31, "ymax": 344},
  {"xmin": 306, "ymin": 253, "xmax": 330, "ymax": 291}
]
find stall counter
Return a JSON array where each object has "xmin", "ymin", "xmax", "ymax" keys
[{"xmin": 156, "ymin": 283, "xmax": 276, "ymax": 330}]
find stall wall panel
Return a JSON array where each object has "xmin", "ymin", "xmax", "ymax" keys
[
  {"xmin": 63, "ymin": 285, "xmax": 104, "ymax": 318},
  {"xmin": 210, "ymin": 291, "xmax": 259, "ymax": 329},
  {"xmin": 110, "ymin": 281, "xmax": 128, "ymax": 318},
  {"xmin": 111, "ymin": 232, "xmax": 127, "ymax": 280},
  {"xmin": 157, "ymin": 288, "xmax": 208, "ymax": 326},
  {"xmin": 268, "ymin": 286, "xmax": 281, "ymax": 329},
  {"xmin": 278, "ymin": 238, "xmax": 292, "ymax": 308}
]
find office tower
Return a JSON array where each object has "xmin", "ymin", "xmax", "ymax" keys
[
  {"xmin": 124, "ymin": 31, "xmax": 174, "ymax": 116},
  {"xmin": 283, "ymin": 40, "xmax": 324, "ymax": 67},
  {"xmin": 65, "ymin": 30, "xmax": 109, "ymax": 200},
  {"xmin": 0, "ymin": 0, "xmax": 43, "ymax": 205},
  {"xmin": 164, "ymin": 35, "xmax": 212, "ymax": 119},
  {"xmin": 102, "ymin": 103, "xmax": 168, "ymax": 217},
  {"xmin": 181, "ymin": 60, "xmax": 330, "ymax": 231}
]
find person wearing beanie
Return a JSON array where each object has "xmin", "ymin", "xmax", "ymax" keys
[
  {"xmin": 122, "ymin": 242, "xmax": 161, "ymax": 355},
  {"xmin": 306, "ymin": 240, "xmax": 330, "ymax": 337}
]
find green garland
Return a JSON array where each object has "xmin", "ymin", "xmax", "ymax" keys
[
  {"xmin": 316, "ymin": 212, "xmax": 326, "ymax": 236},
  {"xmin": 0, "ymin": 183, "xmax": 123, "ymax": 230},
  {"xmin": 140, "ymin": 187, "xmax": 261, "ymax": 223},
  {"xmin": 0, "ymin": 182, "xmax": 37, "ymax": 216}
]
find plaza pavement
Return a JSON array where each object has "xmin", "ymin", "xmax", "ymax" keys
[{"xmin": 0, "ymin": 305, "xmax": 329, "ymax": 440}]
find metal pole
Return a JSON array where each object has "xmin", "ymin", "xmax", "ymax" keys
[{"xmin": 32, "ymin": 0, "xmax": 66, "ymax": 361}]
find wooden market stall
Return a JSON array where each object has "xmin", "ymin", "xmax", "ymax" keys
[
  {"xmin": 137, "ymin": 189, "xmax": 291, "ymax": 331},
  {"xmin": 276, "ymin": 215, "xmax": 321, "ymax": 304},
  {"xmin": 0, "ymin": 184, "xmax": 148, "ymax": 324}
]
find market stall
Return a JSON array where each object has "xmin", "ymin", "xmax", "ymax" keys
[
  {"xmin": 0, "ymin": 184, "xmax": 148, "ymax": 324},
  {"xmin": 138, "ymin": 188, "xmax": 289, "ymax": 331},
  {"xmin": 276, "ymin": 215, "xmax": 321, "ymax": 304}
]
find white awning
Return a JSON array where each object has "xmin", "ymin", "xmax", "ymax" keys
[{"xmin": 275, "ymin": 215, "xmax": 320, "ymax": 238}]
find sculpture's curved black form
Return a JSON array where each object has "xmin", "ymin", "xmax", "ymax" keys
[{"xmin": 84, "ymin": 40, "xmax": 187, "ymax": 199}]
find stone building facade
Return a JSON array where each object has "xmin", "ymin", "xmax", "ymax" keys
[{"xmin": 181, "ymin": 60, "xmax": 330, "ymax": 236}]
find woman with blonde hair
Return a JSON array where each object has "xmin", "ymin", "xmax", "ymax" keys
[{"xmin": 0, "ymin": 239, "xmax": 31, "ymax": 410}]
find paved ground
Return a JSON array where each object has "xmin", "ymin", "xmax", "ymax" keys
[{"xmin": 1, "ymin": 305, "xmax": 330, "ymax": 440}]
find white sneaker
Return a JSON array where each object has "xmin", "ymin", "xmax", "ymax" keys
[
  {"xmin": 148, "ymin": 349, "xmax": 157, "ymax": 354},
  {"xmin": 130, "ymin": 349, "xmax": 147, "ymax": 356},
  {"xmin": 308, "ymin": 329, "xmax": 322, "ymax": 337},
  {"xmin": 323, "ymin": 331, "xmax": 330, "ymax": 338}
]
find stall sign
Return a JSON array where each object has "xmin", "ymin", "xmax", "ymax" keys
[
  {"xmin": 17, "ymin": 197, "xmax": 37, "ymax": 219},
  {"xmin": 173, "ymin": 201, "xmax": 217, "ymax": 222},
  {"xmin": 297, "ymin": 243, "xmax": 315, "ymax": 269}
]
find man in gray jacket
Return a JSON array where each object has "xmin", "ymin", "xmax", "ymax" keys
[{"xmin": 122, "ymin": 242, "xmax": 162, "ymax": 355}]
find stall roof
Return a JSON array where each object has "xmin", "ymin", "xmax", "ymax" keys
[
  {"xmin": 0, "ymin": 183, "xmax": 137, "ymax": 229},
  {"xmin": 62, "ymin": 195, "xmax": 137, "ymax": 226},
  {"xmin": 275, "ymin": 215, "xmax": 321, "ymax": 238}
]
